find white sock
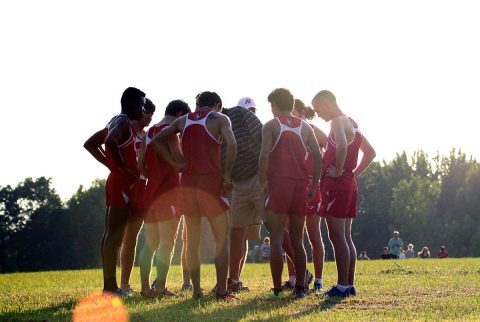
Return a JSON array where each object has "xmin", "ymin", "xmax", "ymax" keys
[
  {"xmin": 230, "ymin": 279, "xmax": 239, "ymax": 284},
  {"xmin": 288, "ymin": 276, "xmax": 296, "ymax": 286},
  {"xmin": 347, "ymin": 284, "xmax": 354, "ymax": 289},
  {"xmin": 336, "ymin": 284, "xmax": 348, "ymax": 292},
  {"xmin": 315, "ymin": 278, "xmax": 323, "ymax": 284}
]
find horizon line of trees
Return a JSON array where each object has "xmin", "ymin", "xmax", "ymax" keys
[{"xmin": 1, "ymin": 149, "xmax": 479, "ymax": 273}]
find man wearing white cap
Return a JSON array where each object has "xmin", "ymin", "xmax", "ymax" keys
[
  {"xmin": 221, "ymin": 97, "xmax": 263, "ymax": 292},
  {"xmin": 238, "ymin": 97, "xmax": 257, "ymax": 113}
]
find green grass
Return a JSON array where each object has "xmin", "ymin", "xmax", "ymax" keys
[{"xmin": 1, "ymin": 259, "xmax": 480, "ymax": 321}]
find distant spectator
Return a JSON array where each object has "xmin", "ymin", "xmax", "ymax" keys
[
  {"xmin": 388, "ymin": 230, "xmax": 404, "ymax": 257},
  {"xmin": 398, "ymin": 248, "xmax": 406, "ymax": 259},
  {"xmin": 253, "ymin": 245, "xmax": 261, "ymax": 263},
  {"xmin": 381, "ymin": 246, "xmax": 397, "ymax": 259},
  {"xmin": 438, "ymin": 246, "xmax": 449, "ymax": 259},
  {"xmin": 260, "ymin": 237, "xmax": 271, "ymax": 262},
  {"xmin": 405, "ymin": 244, "xmax": 415, "ymax": 259},
  {"xmin": 358, "ymin": 251, "xmax": 370, "ymax": 260},
  {"xmin": 418, "ymin": 246, "xmax": 430, "ymax": 259}
]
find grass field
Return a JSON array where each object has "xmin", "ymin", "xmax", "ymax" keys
[{"xmin": 1, "ymin": 258, "xmax": 480, "ymax": 321}]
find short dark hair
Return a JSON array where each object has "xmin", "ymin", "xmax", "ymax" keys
[
  {"xmin": 121, "ymin": 87, "xmax": 146, "ymax": 112},
  {"xmin": 145, "ymin": 98, "xmax": 156, "ymax": 113},
  {"xmin": 268, "ymin": 88, "xmax": 294, "ymax": 112},
  {"xmin": 294, "ymin": 99, "xmax": 306, "ymax": 114},
  {"xmin": 305, "ymin": 106, "xmax": 316, "ymax": 120},
  {"xmin": 197, "ymin": 91, "xmax": 222, "ymax": 109},
  {"xmin": 165, "ymin": 100, "xmax": 191, "ymax": 116}
]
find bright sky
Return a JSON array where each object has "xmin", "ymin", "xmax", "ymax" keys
[{"xmin": 1, "ymin": 0, "xmax": 478, "ymax": 200}]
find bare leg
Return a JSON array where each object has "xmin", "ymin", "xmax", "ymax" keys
[
  {"xmin": 185, "ymin": 215, "xmax": 202, "ymax": 295},
  {"xmin": 155, "ymin": 218, "xmax": 180, "ymax": 293},
  {"xmin": 265, "ymin": 211, "xmax": 286, "ymax": 290},
  {"xmin": 325, "ymin": 216, "xmax": 349, "ymax": 286},
  {"xmin": 282, "ymin": 228, "xmax": 296, "ymax": 278},
  {"xmin": 289, "ymin": 214, "xmax": 307, "ymax": 289},
  {"xmin": 103, "ymin": 207, "xmax": 130, "ymax": 291},
  {"xmin": 229, "ymin": 226, "xmax": 247, "ymax": 281},
  {"xmin": 345, "ymin": 218, "xmax": 356, "ymax": 285},
  {"xmin": 208, "ymin": 212, "xmax": 230, "ymax": 295},
  {"xmin": 238, "ymin": 239, "xmax": 248, "ymax": 277},
  {"xmin": 180, "ymin": 216, "xmax": 190, "ymax": 285},
  {"xmin": 139, "ymin": 220, "xmax": 160, "ymax": 292},
  {"xmin": 120, "ymin": 215, "xmax": 143, "ymax": 290},
  {"xmin": 306, "ymin": 215, "xmax": 324, "ymax": 279}
]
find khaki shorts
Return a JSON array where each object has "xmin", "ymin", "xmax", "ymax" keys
[{"xmin": 229, "ymin": 174, "xmax": 264, "ymax": 230}]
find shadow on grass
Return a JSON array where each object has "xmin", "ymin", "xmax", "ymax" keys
[
  {"xmin": 128, "ymin": 291, "xmax": 348, "ymax": 321},
  {"xmin": 0, "ymin": 300, "xmax": 76, "ymax": 322}
]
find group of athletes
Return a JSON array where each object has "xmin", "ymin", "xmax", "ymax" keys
[{"xmin": 84, "ymin": 87, "xmax": 376, "ymax": 301}]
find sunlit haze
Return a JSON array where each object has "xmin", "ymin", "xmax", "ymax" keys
[{"xmin": 1, "ymin": 0, "xmax": 478, "ymax": 200}]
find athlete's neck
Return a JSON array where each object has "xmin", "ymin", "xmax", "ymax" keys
[
  {"xmin": 197, "ymin": 106, "xmax": 214, "ymax": 112},
  {"xmin": 274, "ymin": 111, "xmax": 293, "ymax": 118},
  {"xmin": 162, "ymin": 115, "xmax": 176, "ymax": 124}
]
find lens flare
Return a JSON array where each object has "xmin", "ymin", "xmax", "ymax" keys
[{"xmin": 73, "ymin": 292, "xmax": 128, "ymax": 322}]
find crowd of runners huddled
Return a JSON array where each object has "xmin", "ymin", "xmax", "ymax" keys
[{"xmin": 84, "ymin": 87, "xmax": 376, "ymax": 301}]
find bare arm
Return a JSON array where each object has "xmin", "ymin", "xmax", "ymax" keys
[
  {"xmin": 353, "ymin": 135, "xmax": 376, "ymax": 177},
  {"xmin": 258, "ymin": 121, "xmax": 275, "ymax": 191},
  {"xmin": 152, "ymin": 134, "xmax": 185, "ymax": 170},
  {"xmin": 151, "ymin": 118, "xmax": 185, "ymax": 170},
  {"xmin": 219, "ymin": 115, "xmax": 237, "ymax": 184},
  {"xmin": 327, "ymin": 118, "xmax": 347, "ymax": 178},
  {"xmin": 137, "ymin": 136, "xmax": 147, "ymax": 177},
  {"xmin": 304, "ymin": 123, "xmax": 322, "ymax": 199},
  {"xmin": 312, "ymin": 125, "xmax": 328, "ymax": 151},
  {"xmin": 105, "ymin": 116, "xmax": 138, "ymax": 179},
  {"xmin": 83, "ymin": 128, "xmax": 108, "ymax": 169},
  {"xmin": 151, "ymin": 117, "xmax": 183, "ymax": 143}
]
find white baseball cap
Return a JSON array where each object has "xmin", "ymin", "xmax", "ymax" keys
[{"xmin": 238, "ymin": 97, "xmax": 256, "ymax": 109}]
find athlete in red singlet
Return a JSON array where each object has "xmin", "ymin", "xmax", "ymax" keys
[
  {"xmin": 151, "ymin": 91, "xmax": 238, "ymax": 301},
  {"xmin": 83, "ymin": 87, "xmax": 146, "ymax": 297},
  {"xmin": 281, "ymin": 100, "xmax": 328, "ymax": 292},
  {"xmin": 312, "ymin": 90, "xmax": 376, "ymax": 298},
  {"xmin": 120, "ymin": 98, "xmax": 155, "ymax": 294},
  {"xmin": 137, "ymin": 100, "xmax": 191, "ymax": 298},
  {"xmin": 259, "ymin": 88, "xmax": 322, "ymax": 299}
]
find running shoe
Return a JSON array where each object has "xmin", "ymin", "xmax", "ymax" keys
[
  {"xmin": 282, "ymin": 280, "xmax": 295, "ymax": 290},
  {"xmin": 349, "ymin": 286, "xmax": 357, "ymax": 296},
  {"xmin": 151, "ymin": 278, "xmax": 157, "ymax": 290},
  {"xmin": 293, "ymin": 288, "xmax": 307, "ymax": 299},
  {"xmin": 181, "ymin": 283, "xmax": 193, "ymax": 291},
  {"xmin": 121, "ymin": 285, "xmax": 136, "ymax": 296},
  {"xmin": 158, "ymin": 288, "xmax": 176, "ymax": 298},
  {"xmin": 305, "ymin": 270, "xmax": 313, "ymax": 289},
  {"xmin": 140, "ymin": 289, "xmax": 158, "ymax": 299},
  {"xmin": 312, "ymin": 280, "xmax": 323, "ymax": 292},
  {"xmin": 324, "ymin": 285, "xmax": 349, "ymax": 298},
  {"xmin": 228, "ymin": 280, "xmax": 250, "ymax": 292},
  {"xmin": 103, "ymin": 288, "xmax": 128, "ymax": 300},
  {"xmin": 215, "ymin": 291, "xmax": 239, "ymax": 301}
]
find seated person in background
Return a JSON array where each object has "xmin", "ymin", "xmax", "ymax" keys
[
  {"xmin": 418, "ymin": 246, "xmax": 431, "ymax": 259},
  {"xmin": 357, "ymin": 251, "xmax": 370, "ymax": 260},
  {"xmin": 438, "ymin": 246, "xmax": 449, "ymax": 258},
  {"xmin": 405, "ymin": 244, "xmax": 415, "ymax": 259},
  {"xmin": 398, "ymin": 248, "xmax": 406, "ymax": 259},
  {"xmin": 380, "ymin": 246, "xmax": 397, "ymax": 259}
]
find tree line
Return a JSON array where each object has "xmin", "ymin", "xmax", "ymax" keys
[{"xmin": 1, "ymin": 150, "xmax": 479, "ymax": 273}]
